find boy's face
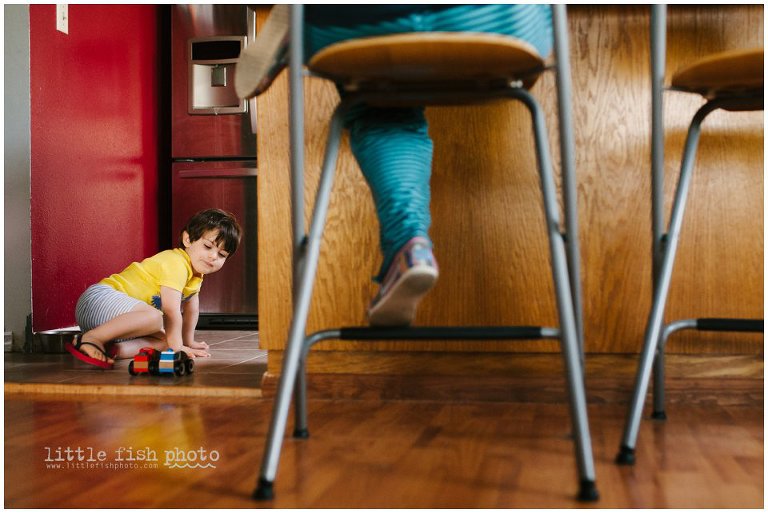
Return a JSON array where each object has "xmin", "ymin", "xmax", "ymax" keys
[{"xmin": 182, "ymin": 229, "xmax": 230, "ymax": 275}]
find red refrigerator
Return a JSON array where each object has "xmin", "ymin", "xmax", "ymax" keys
[{"xmin": 171, "ymin": 5, "xmax": 257, "ymax": 329}]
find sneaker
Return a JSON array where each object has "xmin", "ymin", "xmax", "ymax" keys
[
  {"xmin": 368, "ymin": 237, "xmax": 439, "ymax": 327},
  {"xmin": 235, "ymin": 4, "xmax": 291, "ymax": 99}
]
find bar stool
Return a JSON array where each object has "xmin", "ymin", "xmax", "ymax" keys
[
  {"xmin": 250, "ymin": 5, "xmax": 598, "ymax": 502},
  {"xmin": 616, "ymin": 5, "xmax": 764, "ymax": 465}
]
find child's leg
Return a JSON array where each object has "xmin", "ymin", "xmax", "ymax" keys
[
  {"xmin": 345, "ymin": 105, "xmax": 434, "ymax": 282},
  {"xmin": 110, "ymin": 333, "xmax": 167, "ymax": 360},
  {"xmin": 75, "ymin": 285, "xmax": 163, "ymax": 364},
  {"xmin": 81, "ymin": 304, "xmax": 163, "ymax": 348},
  {"xmin": 345, "ymin": 106, "xmax": 440, "ymax": 326}
]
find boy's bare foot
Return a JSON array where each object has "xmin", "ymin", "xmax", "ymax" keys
[{"xmin": 75, "ymin": 340, "xmax": 112, "ymax": 363}]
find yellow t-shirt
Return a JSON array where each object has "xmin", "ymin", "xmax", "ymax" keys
[{"xmin": 99, "ymin": 248, "xmax": 203, "ymax": 309}]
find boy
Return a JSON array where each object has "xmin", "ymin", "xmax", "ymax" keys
[{"xmin": 66, "ymin": 209, "xmax": 242, "ymax": 369}]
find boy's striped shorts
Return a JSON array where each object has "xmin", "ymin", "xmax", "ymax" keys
[{"xmin": 75, "ymin": 284, "xmax": 144, "ymax": 334}]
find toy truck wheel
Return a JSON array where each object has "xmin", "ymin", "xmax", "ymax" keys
[
  {"xmin": 149, "ymin": 361, "xmax": 159, "ymax": 375},
  {"xmin": 128, "ymin": 361, "xmax": 137, "ymax": 376},
  {"xmin": 174, "ymin": 362, "xmax": 186, "ymax": 377},
  {"xmin": 186, "ymin": 359, "xmax": 195, "ymax": 374}
]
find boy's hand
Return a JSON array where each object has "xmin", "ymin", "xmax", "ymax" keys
[
  {"xmin": 187, "ymin": 340, "xmax": 209, "ymax": 350},
  {"xmin": 179, "ymin": 346, "xmax": 211, "ymax": 358}
]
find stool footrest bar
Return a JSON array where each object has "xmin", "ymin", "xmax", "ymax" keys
[{"xmin": 695, "ymin": 318, "xmax": 763, "ymax": 332}]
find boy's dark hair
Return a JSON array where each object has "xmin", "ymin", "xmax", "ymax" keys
[{"xmin": 181, "ymin": 208, "xmax": 242, "ymax": 256}]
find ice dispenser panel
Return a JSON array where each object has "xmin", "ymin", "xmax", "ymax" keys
[{"xmin": 189, "ymin": 36, "xmax": 247, "ymax": 114}]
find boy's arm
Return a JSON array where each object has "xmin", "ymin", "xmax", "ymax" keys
[
  {"xmin": 160, "ymin": 286, "xmax": 184, "ymax": 352},
  {"xmin": 163, "ymin": 288, "xmax": 209, "ymax": 358},
  {"xmin": 181, "ymin": 295, "xmax": 210, "ymax": 355},
  {"xmin": 182, "ymin": 293, "xmax": 200, "ymax": 345}
]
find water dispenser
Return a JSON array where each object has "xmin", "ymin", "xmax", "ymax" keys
[{"xmin": 188, "ymin": 36, "xmax": 247, "ymax": 114}]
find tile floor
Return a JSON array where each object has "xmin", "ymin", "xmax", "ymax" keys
[{"xmin": 3, "ymin": 331, "xmax": 266, "ymax": 390}]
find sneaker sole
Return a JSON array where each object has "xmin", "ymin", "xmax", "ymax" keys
[
  {"xmin": 235, "ymin": 4, "xmax": 290, "ymax": 99},
  {"xmin": 368, "ymin": 265, "xmax": 439, "ymax": 327}
]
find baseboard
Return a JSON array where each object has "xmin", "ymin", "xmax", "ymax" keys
[
  {"xmin": 260, "ymin": 372, "xmax": 762, "ymax": 406},
  {"xmin": 196, "ymin": 314, "xmax": 258, "ymax": 330},
  {"xmin": 260, "ymin": 353, "xmax": 763, "ymax": 406},
  {"xmin": 266, "ymin": 351, "xmax": 764, "ymax": 379}
]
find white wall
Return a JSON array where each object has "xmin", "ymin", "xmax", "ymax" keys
[{"xmin": 4, "ymin": 5, "xmax": 33, "ymax": 351}]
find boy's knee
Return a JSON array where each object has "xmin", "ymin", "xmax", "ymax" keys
[{"xmin": 147, "ymin": 309, "xmax": 164, "ymax": 331}]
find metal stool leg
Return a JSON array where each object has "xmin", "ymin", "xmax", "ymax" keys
[
  {"xmin": 292, "ymin": 351, "xmax": 310, "ymax": 439},
  {"xmin": 552, "ymin": 5, "xmax": 585, "ymax": 365},
  {"xmin": 651, "ymin": 337, "xmax": 668, "ymax": 420},
  {"xmin": 292, "ymin": 330, "xmax": 342, "ymax": 438},
  {"xmin": 652, "ymin": 318, "xmax": 763, "ymax": 421},
  {"xmin": 616, "ymin": 101, "xmax": 719, "ymax": 464},
  {"xmin": 514, "ymin": 88, "xmax": 598, "ymax": 501},
  {"xmin": 254, "ymin": 107, "xmax": 347, "ymax": 500}
]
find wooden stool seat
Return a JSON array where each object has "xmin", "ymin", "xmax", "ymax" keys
[
  {"xmin": 308, "ymin": 33, "xmax": 546, "ymax": 90},
  {"xmin": 671, "ymin": 48, "xmax": 763, "ymax": 98}
]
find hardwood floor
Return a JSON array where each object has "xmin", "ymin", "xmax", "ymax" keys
[
  {"xmin": 4, "ymin": 392, "xmax": 762, "ymax": 508},
  {"xmin": 4, "ymin": 331, "xmax": 265, "ymax": 393}
]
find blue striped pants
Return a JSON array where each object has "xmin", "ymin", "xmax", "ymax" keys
[{"xmin": 305, "ymin": 5, "xmax": 553, "ymax": 281}]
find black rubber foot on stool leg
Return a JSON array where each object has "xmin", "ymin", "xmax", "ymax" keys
[
  {"xmin": 578, "ymin": 480, "xmax": 599, "ymax": 502},
  {"xmin": 651, "ymin": 410, "xmax": 667, "ymax": 420},
  {"xmin": 615, "ymin": 445, "xmax": 636, "ymax": 465},
  {"xmin": 293, "ymin": 428, "xmax": 310, "ymax": 439},
  {"xmin": 253, "ymin": 478, "xmax": 274, "ymax": 501}
]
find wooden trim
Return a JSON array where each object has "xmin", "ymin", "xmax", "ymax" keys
[
  {"xmin": 261, "ymin": 372, "xmax": 762, "ymax": 406},
  {"xmin": 266, "ymin": 350, "xmax": 763, "ymax": 378},
  {"xmin": 261, "ymin": 352, "xmax": 763, "ymax": 405},
  {"xmin": 4, "ymin": 382, "xmax": 262, "ymax": 398}
]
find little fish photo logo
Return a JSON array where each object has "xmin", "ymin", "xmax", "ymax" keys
[
  {"xmin": 43, "ymin": 445, "xmax": 220, "ymax": 471},
  {"xmin": 163, "ymin": 447, "xmax": 220, "ymax": 469}
]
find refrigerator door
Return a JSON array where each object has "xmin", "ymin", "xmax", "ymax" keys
[
  {"xmin": 171, "ymin": 161, "xmax": 257, "ymax": 321},
  {"xmin": 172, "ymin": 4, "xmax": 257, "ymax": 158}
]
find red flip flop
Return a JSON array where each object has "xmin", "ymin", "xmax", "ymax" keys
[{"xmin": 65, "ymin": 336, "xmax": 115, "ymax": 370}]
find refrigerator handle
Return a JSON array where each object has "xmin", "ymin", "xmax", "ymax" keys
[
  {"xmin": 178, "ymin": 167, "xmax": 257, "ymax": 179},
  {"xmin": 246, "ymin": 6, "xmax": 258, "ymax": 135},
  {"xmin": 249, "ymin": 97, "xmax": 257, "ymax": 135}
]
